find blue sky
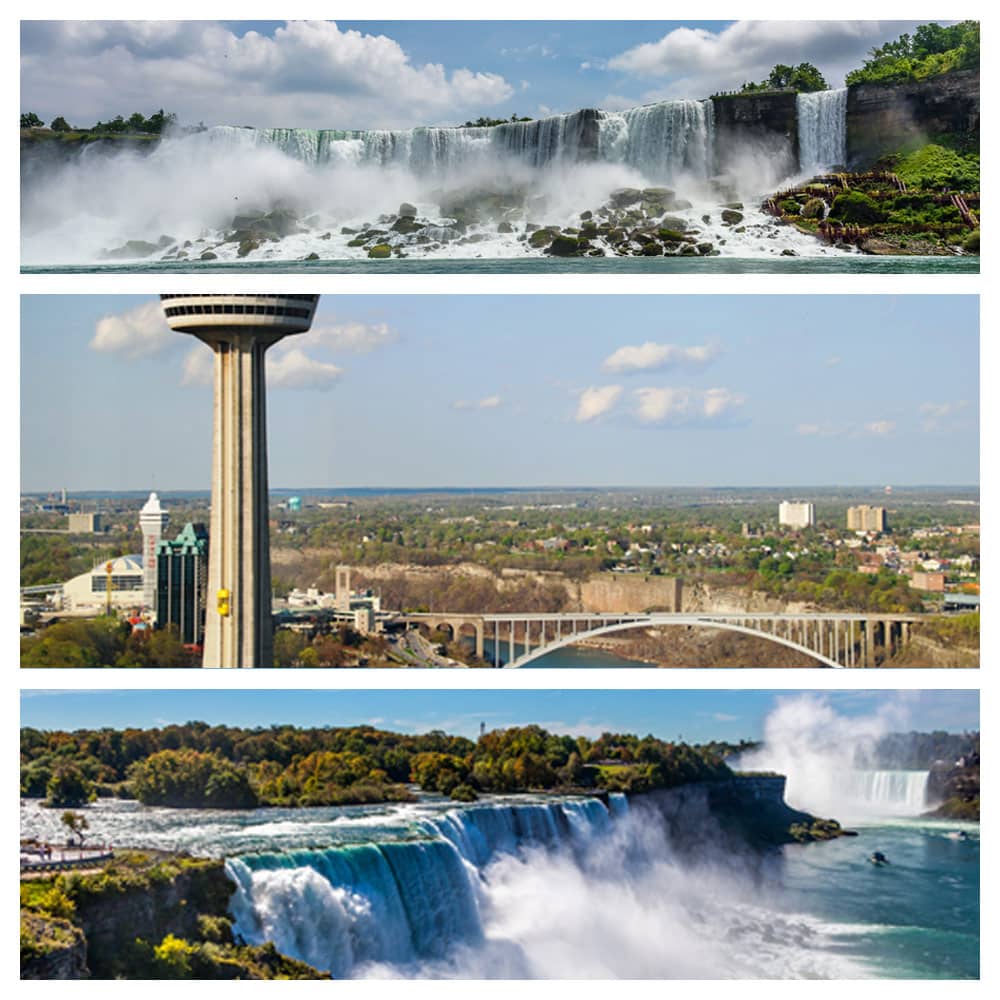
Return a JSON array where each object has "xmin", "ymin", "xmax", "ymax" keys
[
  {"xmin": 20, "ymin": 294, "xmax": 979, "ymax": 492},
  {"xmin": 20, "ymin": 20, "xmax": 948, "ymax": 129},
  {"xmin": 18, "ymin": 689, "xmax": 980, "ymax": 742}
]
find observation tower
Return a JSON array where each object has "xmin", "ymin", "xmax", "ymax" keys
[{"xmin": 161, "ymin": 294, "xmax": 319, "ymax": 667}]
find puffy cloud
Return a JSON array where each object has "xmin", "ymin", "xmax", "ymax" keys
[
  {"xmin": 454, "ymin": 394, "xmax": 503, "ymax": 410},
  {"xmin": 90, "ymin": 301, "xmax": 174, "ymax": 359},
  {"xmin": 303, "ymin": 320, "xmax": 397, "ymax": 354},
  {"xmin": 21, "ymin": 20, "xmax": 514, "ymax": 130},
  {"xmin": 796, "ymin": 423, "xmax": 821, "ymax": 436},
  {"xmin": 605, "ymin": 20, "xmax": 940, "ymax": 98},
  {"xmin": 633, "ymin": 386, "xmax": 746, "ymax": 425},
  {"xmin": 180, "ymin": 343, "xmax": 343, "ymax": 390},
  {"xmin": 602, "ymin": 340, "xmax": 721, "ymax": 375},
  {"xmin": 267, "ymin": 348, "xmax": 343, "ymax": 390},
  {"xmin": 575, "ymin": 385, "xmax": 622, "ymax": 423}
]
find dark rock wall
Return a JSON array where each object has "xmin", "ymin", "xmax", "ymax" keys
[
  {"xmin": 846, "ymin": 70, "xmax": 980, "ymax": 168},
  {"xmin": 711, "ymin": 93, "xmax": 798, "ymax": 177}
]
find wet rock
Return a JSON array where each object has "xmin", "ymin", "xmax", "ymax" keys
[
  {"xmin": 398, "ymin": 202, "xmax": 418, "ymax": 218},
  {"xmin": 101, "ymin": 239, "xmax": 162, "ymax": 259},
  {"xmin": 199, "ymin": 251, "xmax": 218, "ymax": 261},
  {"xmin": 346, "ymin": 238, "xmax": 367, "ymax": 247},
  {"xmin": 658, "ymin": 228, "xmax": 687, "ymax": 243},
  {"xmin": 497, "ymin": 221, "xmax": 514, "ymax": 233},
  {"xmin": 609, "ymin": 188, "xmax": 643, "ymax": 208},
  {"xmin": 673, "ymin": 199, "xmax": 693, "ymax": 210},
  {"xmin": 237, "ymin": 238, "xmax": 260, "ymax": 257},
  {"xmin": 368, "ymin": 244, "xmax": 392, "ymax": 259},
  {"xmin": 721, "ymin": 209, "xmax": 744, "ymax": 225},
  {"xmin": 721, "ymin": 202, "xmax": 744, "ymax": 211},
  {"xmin": 319, "ymin": 232, "xmax": 332, "ymax": 240},
  {"xmin": 529, "ymin": 228, "xmax": 557, "ymax": 249},
  {"xmin": 679, "ymin": 244, "xmax": 699, "ymax": 256},
  {"xmin": 640, "ymin": 242, "xmax": 663, "ymax": 256},
  {"xmin": 580, "ymin": 210, "xmax": 593, "ymax": 221},
  {"xmin": 341, "ymin": 227, "xmax": 359, "ymax": 235},
  {"xmin": 780, "ymin": 248, "xmax": 798, "ymax": 257},
  {"xmin": 697, "ymin": 242, "xmax": 715, "ymax": 255},
  {"xmin": 546, "ymin": 235, "xmax": 589, "ymax": 256},
  {"xmin": 659, "ymin": 216, "xmax": 689, "ymax": 232},
  {"xmin": 304, "ymin": 252, "xmax": 320, "ymax": 260},
  {"xmin": 701, "ymin": 214, "xmax": 711, "ymax": 225},
  {"xmin": 391, "ymin": 217, "xmax": 423, "ymax": 234}
]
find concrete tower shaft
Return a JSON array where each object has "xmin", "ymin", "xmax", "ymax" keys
[{"xmin": 161, "ymin": 295, "xmax": 319, "ymax": 667}]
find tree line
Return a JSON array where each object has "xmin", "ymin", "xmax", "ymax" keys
[
  {"xmin": 21, "ymin": 721, "xmax": 733, "ymax": 809},
  {"xmin": 20, "ymin": 109, "xmax": 177, "ymax": 134}
]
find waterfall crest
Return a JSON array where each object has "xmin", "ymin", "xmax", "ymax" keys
[
  {"xmin": 797, "ymin": 89, "xmax": 847, "ymax": 175},
  {"xmin": 227, "ymin": 796, "xmax": 622, "ymax": 976}
]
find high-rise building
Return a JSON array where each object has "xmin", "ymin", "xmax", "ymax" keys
[
  {"xmin": 847, "ymin": 505, "xmax": 888, "ymax": 533},
  {"xmin": 139, "ymin": 492, "xmax": 169, "ymax": 616},
  {"xmin": 778, "ymin": 500, "xmax": 815, "ymax": 529},
  {"xmin": 161, "ymin": 294, "xmax": 319, "ymax": 667},
  {"xmin": 156, "ymin": 522, "xmax": 210, "ymax": 647}
]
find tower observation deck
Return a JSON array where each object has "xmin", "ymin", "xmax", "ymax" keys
[{"xmin": 161, "ymin": 294, "xmax": 319, "ymax": 667}]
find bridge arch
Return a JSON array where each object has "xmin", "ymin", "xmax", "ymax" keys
[{"xmin": 505, "ymin": 616, "xmax": 844, "ymax": 668}]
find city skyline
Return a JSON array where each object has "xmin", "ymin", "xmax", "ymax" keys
[
  {"xmin": 18, "ymin": 689, "xmax": 980, "ymax": 743},
  {"xmin": 21, "ymin": 295, "xmax": 979, "ymax": 492},
  {"xmin": 20, "ymin": 20, "xmax": 950, "ymax": 131}
]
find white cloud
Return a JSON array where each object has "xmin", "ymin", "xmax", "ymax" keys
[
  {"xmin": 604, "ymin": 21, "xmax": 939, "ymax": 97},
  {"xmin": 90, "ymin": 301, "xmax": 174, "ymax": 359},
  {"xmin": 823, "ymin": 356, "xmax": 842, "ymax": 368},
  {"xmin": 267, "ymin": 348, "xmax": 343, "ymax": 390},
  {"xmin": 22, "ymin": 20, "xmax": 514, "ymax": 130},
  {"xmin": 796, "ymin": 423, "xmax": 822, "ymax": 436},
  {"xmin": 633, "ymin": 386, "xmax": 746, "ymax": 425},
  {"xmin": 454, "ymin": 394, "xmax": 503, "ymax": 411},
  {"xmin": 302, "ymin": 320, "xmax": 397, "ymax": 354},
  {"xmin": 575, "ymin": 385, "xmax": 622, "ymax": 423},
  {"xmin": 602, "ymin": 340, "xmax": 721, "ymax": 375},
  {"xmin": 181, "ymin": 343, "xmax": 343, "ymax": 390},
  {"xmin": 864, "ymin": 420, "xmax": 896, "ymax": 436}
]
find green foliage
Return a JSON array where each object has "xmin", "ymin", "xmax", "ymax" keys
[
  {"xmin": 846, "ymin": 21, "xmax": 979, "ymax": 85},
  {"xmin": 449, "ymin": 783, "xmax": 479, "ymax": 802},
  {"xmin": 50, "ymin": 116, "xmax": 71, "ymax": 131},
  {"xmin": 45, "ymin": 763, "xmax": 95, "ymax": 807},
  {"xmin": 741, "ymin": 62, "xmax": 828, "ymax": 93},
  {"xmin": 893, "ymin": 144, "xmax": 979, "ymax": 190},
  {"xmin": 60, "ymin": 810, "xmax": 89, "ymax": 842},
  {"xmin": 462, "ymin": 114, "xmax": 533, "ymax": 127},
  {"xmin": 128, "ymin": 749, "xmax": 258, "ymax": 809},
  {"xmin": 828, "ymin": 191, "xmax": 887, "ymax": 224},
  {"xmin": 21, "ymin": 112, "xmax": 43, "ymax": 128},
  {"xmin": 91, "ymin": 109, "xmax": 177, "ymax": 134}
]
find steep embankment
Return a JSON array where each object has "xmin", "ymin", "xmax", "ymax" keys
[{"xmin": 20, "ymin": 851, "xmax": 327, "ymax": 979}]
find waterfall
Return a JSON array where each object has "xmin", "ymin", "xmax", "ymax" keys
[
  {"xmin": 797, "ymin": 89, "xmax": 847, "ymax": 175},
  {"xmin": 227, "ymin": 797, "xmax": 621, "ymax": 976},
  {"xmin": 843, "ymin": 770, "xmax": 930, "ymax": 816},
  {"xmin": 598, "ymin": 100, "xmax": 715, "ymax": 182},
  {"xmin": 199, "ymin": 102, "xmax": 713, "ymax": 181}
]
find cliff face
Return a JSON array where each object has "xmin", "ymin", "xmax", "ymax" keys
[
  {"xmin": 579, "ymin": 573, "xmax": 682, "ymax": 613},
  {"xmin": 633, "ymin": 775, "xmax": 818, "ymax": 855},
  {"xmin": 71, "ymin": 860, "xmax": 233, "ymax": 978},
  {"xmin": 19, "ymin": 912, "xmax": 88, "ymax": 980},
  {"xmin": 711, "ymin": 92, "xmax": 798, "ymax": 178},
  {"xmin": 846, "ymin": 70, "xmax": 980, "ymax": 169}
]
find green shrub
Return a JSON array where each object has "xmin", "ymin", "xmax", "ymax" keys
[{"xmin": 829, "ymin": 191, "xmax": 886, "ymax": 224}]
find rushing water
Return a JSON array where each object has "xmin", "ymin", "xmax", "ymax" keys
[
  {"xmin": 24, "ymin": 91, "xmax": 966, "ymax": 271},
  {"xmin": 20, "ymin": 789, "xmax": 978, "ymax": 979},
  {"xmin": 797, "ymin": 89, "xmax": 848, "ymax": 175}
]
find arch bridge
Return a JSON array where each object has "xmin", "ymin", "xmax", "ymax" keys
[{"xmin": 389, "ymin": 611, "xmax": 922, "ymax": 668}]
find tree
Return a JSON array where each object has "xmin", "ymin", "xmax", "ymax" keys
[
  {"xmin": 45, "ymin": 763, "xmax": 95, "ymax": 807},
  {"xmin": 60, "ymin": 810, "xmax": 89, "ymax": 844},
  {"xmin": 128, "ymin": 749, "xmax": 258, "ymax": 808},
  {"xmin": 21, "ymin": 112, "xmax": 43, "ymax": 128},
  {"xmin": 49, "ymin": 116, "xmax": 71, "ymax": 132}
]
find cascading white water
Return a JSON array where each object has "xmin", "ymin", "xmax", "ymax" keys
[
  {"xmin": 840, "ymin": 770, "xmax": 930, "ymax": 817},
  {"xmin": 598, "ymin": 100, "xmax": 715, "ymax": 183},
  {"xmin": 227, "ymin": 797, "xmax": 620, "ymax": 977},
  {"xmin": 796, "ymin": 89, "xmax": 847, "ymax": 176}
]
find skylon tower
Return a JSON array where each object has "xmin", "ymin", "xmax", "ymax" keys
[{"xmin": 161, "ymin": 294, "xmax": 319, "ymax": 667}]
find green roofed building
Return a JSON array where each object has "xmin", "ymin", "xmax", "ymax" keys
[{"xmin": 156, "ymin": 522, "xmax": 209, "ymax": 647}]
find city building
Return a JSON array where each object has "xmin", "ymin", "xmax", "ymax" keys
[
  {"xmin": 161, "ymin": 294, "xmax": 319, "ymax": 667},
  {"xmin": 139, "ymin": 492, "xmax": 169, "ymax": 618},
  {"xmin": 61, "ymin": 555, "xmax": 145, "ymax": 613},
  {"xmin": 155, "ymin": 523, "xmax": 210, "ymax": 646},
  {"xmin": 847, "ymin": 505, "xmax": 888, "ymax": 533},
  {"xmin": 778, "ymin": 501, "xmax": 815, "ymax": 529},
  {"xmin": 910, "ymin": 571, "xmax": 946, "ymax": 593},
  {"xmin": 67, "ymin": 512, "xmax": 103, "ymax": 534}
]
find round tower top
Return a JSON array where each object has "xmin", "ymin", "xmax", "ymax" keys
[{"xmin": 160, "ymin": 295, "xmax": 319, "ymax": 336}]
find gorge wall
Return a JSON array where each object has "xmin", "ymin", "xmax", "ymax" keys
[{"xmin": 846, "ymin": 69, "xmax": 980, "ymax": 168}]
